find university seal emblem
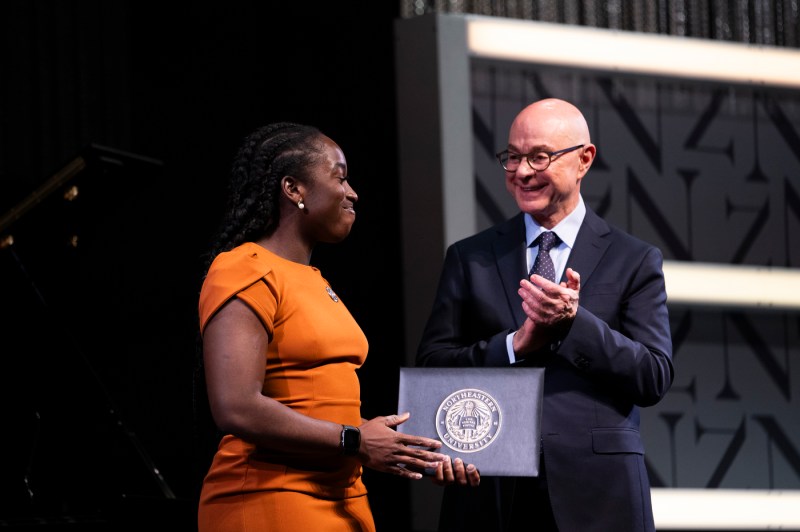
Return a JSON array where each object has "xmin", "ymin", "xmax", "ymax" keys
[{"xmin": 435, "ymin": 388, "xmax": 501, "ymax": 453}]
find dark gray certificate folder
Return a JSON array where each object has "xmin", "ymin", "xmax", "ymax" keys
[{"xmin": 397, "ymin": 367, "xmax": 544, "ymax": 477}]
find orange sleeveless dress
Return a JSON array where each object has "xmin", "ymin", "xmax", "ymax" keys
[{"xmin": 197, "ymin": 242, "xmax": 375, "ymax": 532}]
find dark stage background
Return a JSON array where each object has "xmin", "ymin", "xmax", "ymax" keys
[{"xmin": 1, "ymin": 2, "xmax": 409, "ymax": 530}]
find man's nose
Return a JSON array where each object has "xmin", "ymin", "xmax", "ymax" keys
[{"xmin": 517, "ymin": 161, "xmax": 537, "ymax": 178}]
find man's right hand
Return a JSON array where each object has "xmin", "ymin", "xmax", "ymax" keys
[{"xmin": 514, "ymin": 267, "xmax": 581, "ymax": 356}]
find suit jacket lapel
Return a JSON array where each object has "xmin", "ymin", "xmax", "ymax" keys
[
  {"xmin": 493, "ymin": 213, "xmax": 528, "ymax": 329},
  {"xmin": 563, "ymin": 206, "xmax": 611, "ymax": 286}
]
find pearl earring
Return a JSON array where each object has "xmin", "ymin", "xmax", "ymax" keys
[{"xmin": 297, "ymin": 199, "xmax": 305, "ymax": 210}]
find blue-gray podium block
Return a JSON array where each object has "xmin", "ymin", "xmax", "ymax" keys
[{"xmin": 398, "ymin": 367, "xmax": 544, "ymax": 476}]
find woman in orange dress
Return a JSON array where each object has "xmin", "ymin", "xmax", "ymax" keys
[{"xmin": 196, "ymin": 123, "xmax": 478, "ymax": 532}]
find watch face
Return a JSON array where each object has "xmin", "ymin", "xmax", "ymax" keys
[{"xmin": 342, "ymin": 425, "xmax": 360, "ymax": 455}]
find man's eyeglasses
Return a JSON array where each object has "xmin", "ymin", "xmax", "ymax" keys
[{"xmin": 495, "ymin": 144, "xmax": 584, "ymax": 172}]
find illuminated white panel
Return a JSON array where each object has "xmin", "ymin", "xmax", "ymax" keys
[
  {"xmin": 663, "ymin": 261, "xmax": 800, "ymax": 310},
  {"xmin": 465, "ymin": 15, "xmax": 800, "ymax": 89},
  {"xmin": 652, "ymin": 488, "xmax": 800, "ymax": 529}
]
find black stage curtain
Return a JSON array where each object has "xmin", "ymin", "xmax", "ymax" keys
[{"xmin": 1, "ymin": 2, "xmax": 408, "ymax": 530}]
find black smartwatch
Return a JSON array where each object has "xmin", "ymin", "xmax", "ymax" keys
[{"xmin": 340, "ymin": 425, "xmax": 361, "ymax": 456}]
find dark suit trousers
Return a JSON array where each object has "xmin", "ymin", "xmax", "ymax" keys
[
  {"xmin": 439, "ymin": 455, "xmax": 558, "ymax": 532},
  {"xmin": 508, "ymin": 456, "xmax": 558, "ymax": 532}
]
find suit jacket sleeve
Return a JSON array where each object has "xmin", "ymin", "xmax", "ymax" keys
[
  {"xmin": 559, "ymin": 243, "xmax": 673, "ymax": 406},
  {"xmin": 417, "ymin": 239, "xmax": 519, "ymax": 368}
]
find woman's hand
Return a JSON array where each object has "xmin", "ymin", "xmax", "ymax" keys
[
  {"xmin": 358, "ymin": 412, "xmax": 447, "ymax": 479},
  {"xmin": 431, "ymin": 456, "xmax": 481, "ymax": 487},
  {"xmin": 358, "ymin": 413, "xmax": 481, "ymax": 487}
]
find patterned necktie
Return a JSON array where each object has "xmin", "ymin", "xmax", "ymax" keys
[{"xmin": 529, "ymin": 231, "xmax": 560, "ymax": 282}]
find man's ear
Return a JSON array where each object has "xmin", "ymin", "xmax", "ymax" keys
[{"xmin": 578, "ymin": 144, "xmax": 596, "ymax": 177}]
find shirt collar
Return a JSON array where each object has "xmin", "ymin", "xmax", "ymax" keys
[{"xmin": 524, "ymin": 195, "xmax": 586, "ymax": 249}]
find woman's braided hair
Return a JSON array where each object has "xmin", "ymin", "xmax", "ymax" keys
[{"xmin": 204, "ymin": 122, "xmax": 324, "ymax": 272}]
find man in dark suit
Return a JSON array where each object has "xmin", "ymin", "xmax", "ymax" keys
[{"xmin": 417, "ymin": 98, "xmax": 674, "ymax": 531}]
